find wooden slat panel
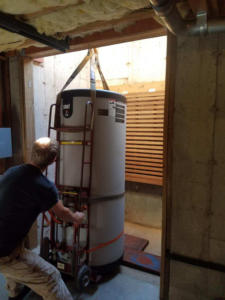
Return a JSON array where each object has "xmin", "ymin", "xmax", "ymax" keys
[
  {"xmin": 127, "ymin": 91, "xmax": 165, "ymax": 96},
  {"xmin": 126, "ymin": 148, "xmax": 163, "ymax": 153},
  {"xmin": 127, "ymin": 134, "xmax": 163, "ymax": 138},
  {"xmin": 125, "ymin": 90, "xmax": 164, "ymax": 185},
  {"xmin": 126, "ymin": 173, "xmax": 163, "ymax": 186},
  {"xmin": 128, "ymin": 100, "xmax": 164, "ymax": 106},
  {"xmin": 126, "ymin": 144, "xmax": 162, "ymax": 150},
  {"xmin": 127, "ymin": 114, "xmax": 164, "ymax": 119},
  {"xmin": 127, "ymin": 135, "xmax": 163, "ymax": 142},
  {"xmin": 126, "ymin": 155, "xmax": 163, "ymax": 163},
  {"xmin": 126, "ymin": 164, "xmax": 163, "ymax": 172},
  {"xmin": 127, "ymin": 125, "xmax": 163, "ymax": 132},
  {"xmin": 126, "ymin": 168, "xmax": 163, "ymax": 176},
  {"xmin": 126, "ymin": 151, "xmax": 163, "ymax": 159},
  {"xmin": 126, "ymin": 140, "xmax": 163, "ymax": 145},
  {"xmin": 127, "ymin": 105, "xmax": 164, "ymax": 110},
  {"xmin": 127, "ymin": 110, "xmax": 164, "ymax": 115},
  {"xmin": 126, "ymin": 161, "xmax": 163, "ymax": 167},
  {"xmin": 127, "ymin": 119, "xmax": 163, "ymax": 124},
  {"xmin": 126, "ymin": 153, "xmax": 163, "ymax": 160}
]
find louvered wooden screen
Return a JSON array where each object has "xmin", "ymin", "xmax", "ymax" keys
[{"xmin": 126, "ymin": 90, "xmax": 164, "ymax": 186}]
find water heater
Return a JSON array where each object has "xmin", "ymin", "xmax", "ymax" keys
[{"xmin": 58, "ymin": 89, "xmax": 126, "ymax": 267}]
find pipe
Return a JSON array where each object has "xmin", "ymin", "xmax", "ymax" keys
[
  {"xmin": 149, "ymin": 0, "xmax": 225, "ymax": 36},
  {"xmin": 149, "ymin": 0, "xmax": 187, "ymax": 35},
  {"xmin": 189, "ymin": 18, "xmax": 225, "ymax": 35}
]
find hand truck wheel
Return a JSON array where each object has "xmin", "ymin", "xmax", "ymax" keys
[
  {"xmin": 76, "ymin": 264, "xmax": 91, "ymax": 291},
  {"xmin": 40, "ymin": 237, "xmax": 50, "ymax": 261}
]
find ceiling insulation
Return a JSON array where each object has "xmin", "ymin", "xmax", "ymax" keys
[{"xmin": 0, "ymin": 0, "xmax": 150, "ymax": 53}]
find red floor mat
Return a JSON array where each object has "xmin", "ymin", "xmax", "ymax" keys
[
  {"xmin": 124, "ymin": 233, "xmax": 149, "ymax": 251},
  {"xmin": 123, "ymin": 234, "xmax": 161, "ymax": 275}
]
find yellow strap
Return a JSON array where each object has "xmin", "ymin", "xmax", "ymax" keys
[
  {"xmin": 60, "ymin": 191, "xmax": 78, "ymax": 196},
  {"xmin": 60, "ymin": 141, "xmax": 82, "ymax": 145}
]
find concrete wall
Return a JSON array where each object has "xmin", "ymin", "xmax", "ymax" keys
[
  {"xmin": 125, "ymin": 182, "xmax": 162, "ymax": 228},
  {"xmin": 168, "ymin": 34, "xmax": 225, "ymax": 300}
]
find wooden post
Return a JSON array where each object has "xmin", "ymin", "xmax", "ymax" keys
[
  {"xmin": 9, "ymin": 56, "xmax": 26, "ymax": 165},
  {"xmin": 23, "ymin": 57, "xmax": 37, "ymax": 249},
  {"xmin": 160, "ymin": 32, "xmax": 177, "ymax": 300},
  {"xmin": 8, "ymin": 55, "xmax": 37, "ymax": 249},
  {"xmin": 23, "ymin": 57, "xmax": 36, "ymax": 161}
]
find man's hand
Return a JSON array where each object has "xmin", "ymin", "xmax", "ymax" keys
[
  {"xmin": 52, "ymin": 201, "xmax": 85, "ymax": 224},
  {"xmin": 74, "ymin": 211, "xmax": 85, "ymax": 224}
]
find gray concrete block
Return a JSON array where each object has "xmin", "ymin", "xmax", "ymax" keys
[
  {"xmin": 172, "ymin": 158, "xmax": 211, "ymax": 187},
  {"xmin": 173, "ymin": 117, "xmax": 214, "ymax": 163},
  {"xmin": 209, "ymin": 238, "xmax": 225, "ymax": 265},
  {"xmin": 169, "ymin": 260, "xmax": 225, "ymax": 300},
  {"xmin": 171, "ymin": 205, "xmax": 209, "ymax": 259},
  {"xmin": 171, "ymin": 179, "xmax": 210, "ymax": 211},
  {"xmin": 125, "ymin": 183, "xmax": 162, "ymax": 228}
]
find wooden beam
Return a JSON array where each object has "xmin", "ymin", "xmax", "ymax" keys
[
  {"xmin": 23, "ymin": 18, "xmax": 165, "ymax": 58},
  {"xmin": 188, "ymin": 0, "xmax": 208, "ymax": 14},
  {"xmin": 8, "ymin": 56, "xmax": 26, "ymax": 165},
  {"xmin": 0, "ymin": 55, "xmax": 6, "ymax": 61},
  {"xmin": 23, "ymin": 58, "xmax": 35, "ymax": 162},
  {"xmin": 160, "ymin": 31, "xmax": 177, "ymax": 300},
  {"xmin": 20, "ymin": 1, "xmax": 85, "ymax": 21},
  {"xmin": 208, "ymin": 0, "xmax": 219, "ymax": 17},
  {"xmin": 63, "ymin": 9, "xmax": 155, "ymax": 38}
]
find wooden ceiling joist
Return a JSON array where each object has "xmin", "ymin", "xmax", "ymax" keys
[
  {"xmin": 208, "ymin": 0, "xmax": 219, "ymax": 16},
  {"xmin": 23, "ymin": 17, "xmax": 166, "ymax": 58},
  {"xmin": 188, "ymin": 0, "xmax": 208, "ymax": 14}
]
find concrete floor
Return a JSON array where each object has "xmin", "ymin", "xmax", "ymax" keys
[
  {"xmin": 0, "ymin": 266, "xmax": 160, "ymax": 300},
  {"xmin": 125, "ymin": 221, "xmax": 162, "ymax": 256},
  {"xmin": 0, "ymin": 222, "xmax": 161, "ymax": 299}
]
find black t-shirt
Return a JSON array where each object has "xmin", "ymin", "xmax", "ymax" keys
[{"xmin": 0, "ymin": 164, "xmax": 58, "ymax": 257}]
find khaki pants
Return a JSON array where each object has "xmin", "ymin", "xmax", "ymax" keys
[{"xmin": 0, "ymin": 246, "xmax": 73, "ymax": 300}]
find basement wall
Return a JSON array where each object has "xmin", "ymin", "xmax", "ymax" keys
[
  {"xmin": 167, "ymin": 34, "xmax": 225, "ymax": 300},
  {"xmin": 125, "ymin": 182, "xmax": 162, "ymax": 228}
]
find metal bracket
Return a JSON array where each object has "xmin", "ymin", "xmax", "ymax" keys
[
  {"xmin": 196, "ymin": 10, "xmax": 208, "ymax": 36},
  {"xmin": 0, "ymin": 11, "xmax": 69, "ymax": 52}
]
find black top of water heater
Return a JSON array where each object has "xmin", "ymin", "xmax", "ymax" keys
[{"xmin": 60, "ymin": 89, "xmax": 127, "ymax": 104}]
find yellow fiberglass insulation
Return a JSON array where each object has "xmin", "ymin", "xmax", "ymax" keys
[
  {"xmin": 0, "ymin": 0, "xmax": 149, "ymax": 52},
  {"xmin": 0, "ymin": 0, "xmax": 82, "ymax": 14},
  {"xmin": 30, "ymin": 0, "xmax": 149, "ymax": 35}
]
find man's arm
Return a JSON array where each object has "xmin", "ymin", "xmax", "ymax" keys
[{"xmin": 51, "ymin": 200, "xmax": 85, "ymax": 224}]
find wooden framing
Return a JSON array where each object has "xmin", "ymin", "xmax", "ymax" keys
[
  {"xmin": 22, "ymin": 18, "xmax": 165, "ymax": 58},
  {"xmin": 23, "ymin": 58, "xmax": 35, "ymax": 161},
  {"xmin": 160, "ymin": 32, "xmax": 177, "ymax": 300},
  {"xmin": 188, "ymin": 0, "xmax": 208, "ymax": 13}
]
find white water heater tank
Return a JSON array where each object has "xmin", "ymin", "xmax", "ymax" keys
[{"xmin": 58, "ymin": 89, "xmax": 126, "ymax": 267}]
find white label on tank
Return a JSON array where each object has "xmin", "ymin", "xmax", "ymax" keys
[
  {"xmin": 108, "ymin": 100, "xmax": 116, "ymax": 117},
  {"xmin": 57, "ymin": 262, "xmax": 65, "ymax": 270}
]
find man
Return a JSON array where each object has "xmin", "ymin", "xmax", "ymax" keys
[{"xmin": 0, "ymin": 137, "xmax": 85, "ymax": 300}]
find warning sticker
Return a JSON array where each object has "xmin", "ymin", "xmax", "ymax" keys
[
  {"xmin": 57, "ymin": 262, "xmax": 65, "ymax": 270},
  {"xmin": 108, "ymin": 100, "xmax": 116, "ymax": 117}
]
